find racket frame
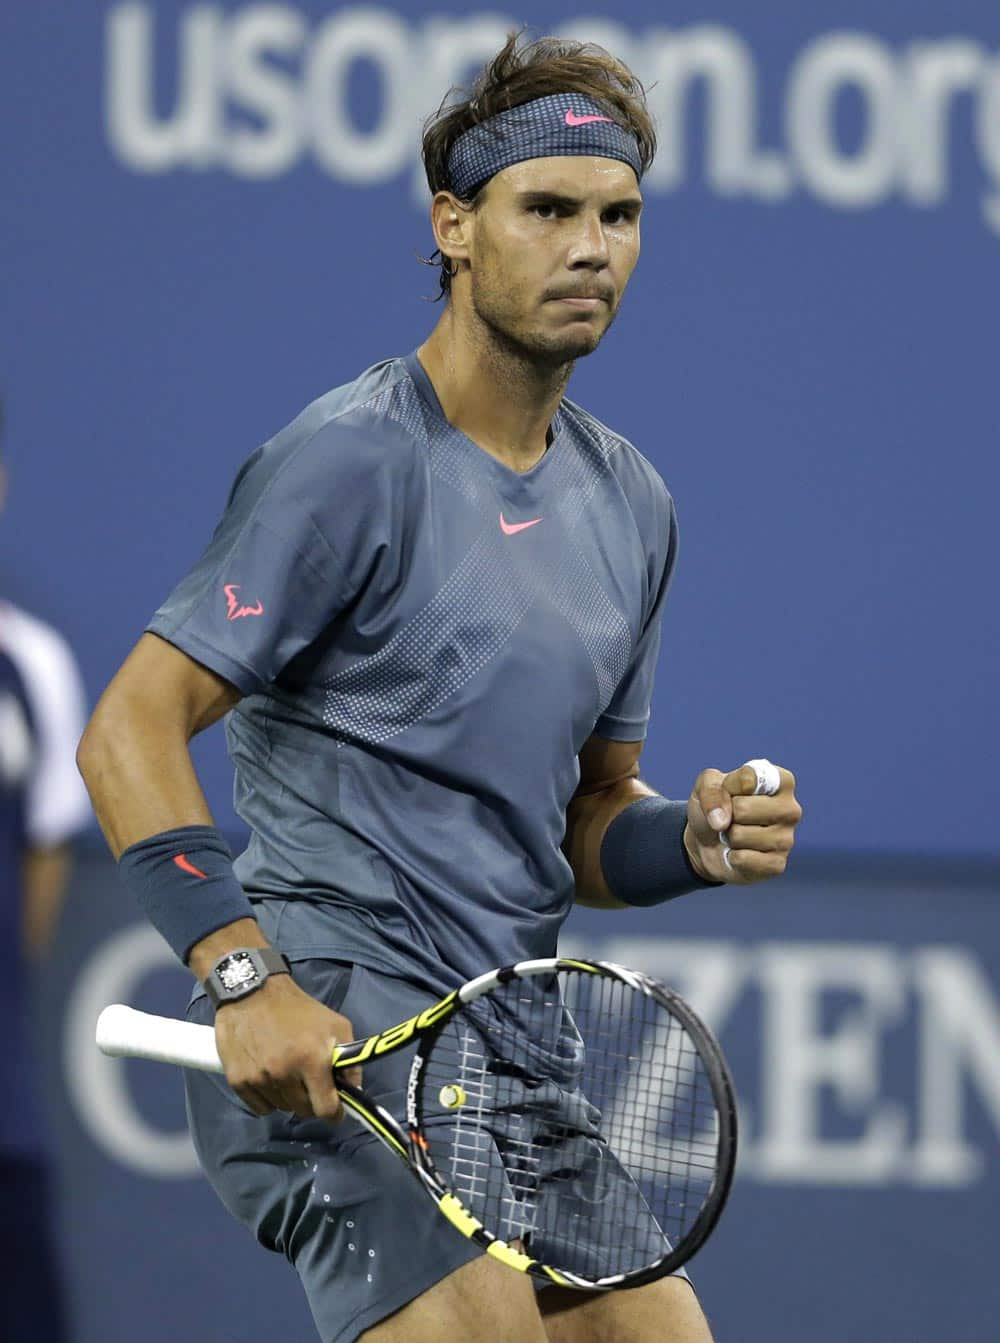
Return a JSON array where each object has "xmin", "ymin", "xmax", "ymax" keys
[{"xmin": 338, "ymin": 957, "xmax": 737, "ymax": 1292}]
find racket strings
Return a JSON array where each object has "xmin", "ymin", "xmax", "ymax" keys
[{"xmin": 417, "ymin": 969, "xmax": 722, "ymax": 1282}]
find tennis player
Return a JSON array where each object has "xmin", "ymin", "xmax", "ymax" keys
[{"xmin": 79, "ymin": 33, "xmax": 802, "ymax": 1343}]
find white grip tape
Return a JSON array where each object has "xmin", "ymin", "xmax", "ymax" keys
[
  {"xmin": 720, "ymin": 757, "xmax": 781, "ymax": 871},
  {"xmin": 96, "ymin": 1004, "xmax": 224, "ymax": 1074}
]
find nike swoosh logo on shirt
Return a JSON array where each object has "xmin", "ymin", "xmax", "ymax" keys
[
  {"xmin": 500, "ymin": 513, "xmax": 543, "ymax": 536},
  {"xmin": 564, "ymin": 111, "xmax": 613, "ymax": 127}
]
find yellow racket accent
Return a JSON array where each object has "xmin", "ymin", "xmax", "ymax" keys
[
  {"xmin": 438, "ymin": 1193, "xmax": 483, "ymax": 1237},
  {"xmin": 486, "ymin": 1241, "xmax": 533, "ymax": 1273},
  {"xmin": 439, "ymin": 1083, "xmax": 467, "ymax": 1109}
]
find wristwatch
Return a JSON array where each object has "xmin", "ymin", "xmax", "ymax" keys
[{"xmin": 204, "ymin": 947, "xmax": 291, "ymax": 1008}]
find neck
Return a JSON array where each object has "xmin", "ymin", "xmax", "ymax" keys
[{"xmin": 418, "ymin": 304, "xmax": 572, "ymax": 473}]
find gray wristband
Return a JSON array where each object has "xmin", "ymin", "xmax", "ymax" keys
[{"xmin": 599, "ymin": 795, "xmax": 724, "ymax": 906}]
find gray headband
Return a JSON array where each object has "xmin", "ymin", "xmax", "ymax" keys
[{"xmin": 446, "ymin": 92, "xmax": 643, "ymax": 199}]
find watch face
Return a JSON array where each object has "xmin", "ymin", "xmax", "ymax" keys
[{"xmin": 218, "ymin": 952, "xmax": 258, "ymax": 993}]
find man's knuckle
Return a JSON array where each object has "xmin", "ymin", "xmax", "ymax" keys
[{"xmin": 283, "ymin": 1048, "xmax": 310, "ymax": 1075}]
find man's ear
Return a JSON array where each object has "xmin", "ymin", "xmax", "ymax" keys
[{"xmin": 430, "ymin": 191, "xmax": 475, "ymax": 276}]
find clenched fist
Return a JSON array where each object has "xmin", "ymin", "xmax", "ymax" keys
[{"xmin": 684, "ymin": 763, "xmax": 802, "ymax": 885}]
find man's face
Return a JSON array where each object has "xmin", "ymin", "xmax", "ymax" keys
[{"xmin": 460, "ymin": 156, "xmax": 642, "ymax": 367}]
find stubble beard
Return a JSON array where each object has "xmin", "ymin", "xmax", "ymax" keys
[{"xmin": 469, "ymin": 271, "xmax": 616, "ymax": 375}]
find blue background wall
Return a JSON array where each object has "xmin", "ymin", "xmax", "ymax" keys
[
  {"xmin": 2, "ymin": 3, "xmax": 998, "ymax": 1341},
  {"xmin": 3, "ymin": 0, "xmax": 998, "ymax": 852}
]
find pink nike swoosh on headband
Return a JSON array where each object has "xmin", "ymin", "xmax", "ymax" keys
[
  {"xmin": 565, "ymin": 111, "xmax": 613, "ymax": 127},
  {"xmin": 500, "ymin": 513, "xmax": 543, "ymax": 536}
]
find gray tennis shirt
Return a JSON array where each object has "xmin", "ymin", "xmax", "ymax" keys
[{"xmin": 148, "ymin": 352, "xmax": 678, "ymax": 993}]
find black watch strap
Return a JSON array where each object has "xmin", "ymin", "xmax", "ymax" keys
[{"xmin": 204, "ymin": 946, "xmax": 291, "ymax": 1008}]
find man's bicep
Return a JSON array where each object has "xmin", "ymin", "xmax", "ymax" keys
[
  {"xmin": 574, "ymin": 733, "xmax": 644, "ymax": 798},
  {"xmin": 103, "ymin": 633, "xmax": 243, "ymax": 740},
  {"xmin": 564, "ymin": 734, "xmax": 651, "ymax": 909}
]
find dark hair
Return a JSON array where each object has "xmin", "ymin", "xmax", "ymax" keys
[{"xmin": 419, "ymin": 30, "xmax": 657, "ymax": 300}]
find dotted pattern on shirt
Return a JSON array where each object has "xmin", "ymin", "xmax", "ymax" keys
[
  {"xmin": 546, "ymin": 539, "xmax": 632, "ymax": 715},
  {"xmin": 367, "ymin": 377, "xmax": 483, "ymax": 507},
  {"xmin": 322, "ymin": 530, "xmax": 531, "ymax": 745},
  {"xmin": 552, "ymin": 411, "xmax": 622, "ymax": 532},
  {"xmin": 447, "ymin": 92, "xmax": 643, "ymax": 199}
]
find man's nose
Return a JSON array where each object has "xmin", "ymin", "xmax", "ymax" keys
[{"xmin": 567, "ymin": 213, "xmax": 610, "ymax": 267}]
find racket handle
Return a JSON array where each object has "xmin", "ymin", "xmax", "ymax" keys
[{"xmin": 96, "ymin": 1004, "xmax": 224, "ymax": 1074}]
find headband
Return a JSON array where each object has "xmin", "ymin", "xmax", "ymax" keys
[{"xmin": 446, "ymin": 92, "xmax": 643, "ymax": 200}]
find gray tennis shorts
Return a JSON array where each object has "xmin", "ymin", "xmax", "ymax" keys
[
  {"xmin": 185, "ymin": 901, "xmax": 687, "ymax": 1343},
  {"xmin": 186, "ymin": 951, "xmax": 484, "ymax": 1343}
]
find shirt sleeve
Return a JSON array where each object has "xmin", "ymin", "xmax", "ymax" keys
[
  {"xmin": 11, "ymin": 617, "xmax": 92, "ymax": 847},
  {"xmin": 593, "ymin": 484, "xmax": 678, "ymax": 742},
  {"xmin": 146, "ymin": 426, "xmax": 370, "ymax": 695}
]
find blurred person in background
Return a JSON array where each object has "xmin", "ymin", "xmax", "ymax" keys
[{"xmin": 0, "ymin": 397, "xmax": 92, "ymax": 1340}]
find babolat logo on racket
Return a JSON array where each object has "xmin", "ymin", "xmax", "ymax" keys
[{"xmin": 331, "ymin": 991, "xmax": 459, "ymax": 1067}]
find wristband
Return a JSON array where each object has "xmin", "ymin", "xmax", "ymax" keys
[
  {"xmin": 117, "ymin": 825, "xmax": 255, "ymax": 964},
  {"xmin": 599, "ymin": 796, "xmax": 724, "ymax": 907}
]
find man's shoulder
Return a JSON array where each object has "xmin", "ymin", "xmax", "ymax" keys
[
  {"xmin": 560, "ymin": 396, "xmax": 673, "ymax": 512},
  {"xmin": 231, "ymin": 354, "xmax": 424, "ymax": 509}
]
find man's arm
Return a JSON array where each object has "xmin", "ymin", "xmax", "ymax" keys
[
  {"xmin": 563, "ymin": 737, "xmax": 652, "ymax": 908},
  {"xmin": 563, "ymin": 735, "xmax": 803, "ymax": 905},
  {"xmin": 22, "ymin": 843, "xmax": 73, "ymax": 960},
  {"xmin": 77, "ymin": 633, "xmax": 240, "ymax": 855},
  {"xmin": 77, "ymin": 632, "xmax": 356, "ymax": 1120}
]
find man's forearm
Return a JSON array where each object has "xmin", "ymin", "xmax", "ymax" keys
[
  {"xmin": 77, "ymin": 652, "xmax": 259, "ymax": 968},
  {"xmin": 77, "ymin": 690, "xmax": 216, "ymax": 858},
  {"xmin": 79, "ymin": 709, "xmax": 265, "ymax": 969}
]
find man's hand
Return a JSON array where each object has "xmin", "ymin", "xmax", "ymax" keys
[
  {"xmin": 213, "ymin": 974, "xmax": 359, "ymax": 1122},
  {"xmin": 684, "ymin": 764, "xmax": 802, "ymax": 885}
]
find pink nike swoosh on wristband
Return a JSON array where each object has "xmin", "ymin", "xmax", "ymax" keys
[
  {"xmin": 174, "ymin": 854, "xmax": 208, "ymax": 879},
  {"xmin": 499, "ymin": 513, "xmax": 543, "ymax": 536},
  {"xmin": 565, "ymin": 111, "xmax": 614, "ymax": 126}
]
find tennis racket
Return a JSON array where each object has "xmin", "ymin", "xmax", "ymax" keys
[{"xmin": 96, "ymin": 956, "xmax": 736, "ymax": 1290}]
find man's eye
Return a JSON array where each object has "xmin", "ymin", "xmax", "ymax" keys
[{"xmin": 532, "ymin": 204, "xmax": 556, "ymax": 219}]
